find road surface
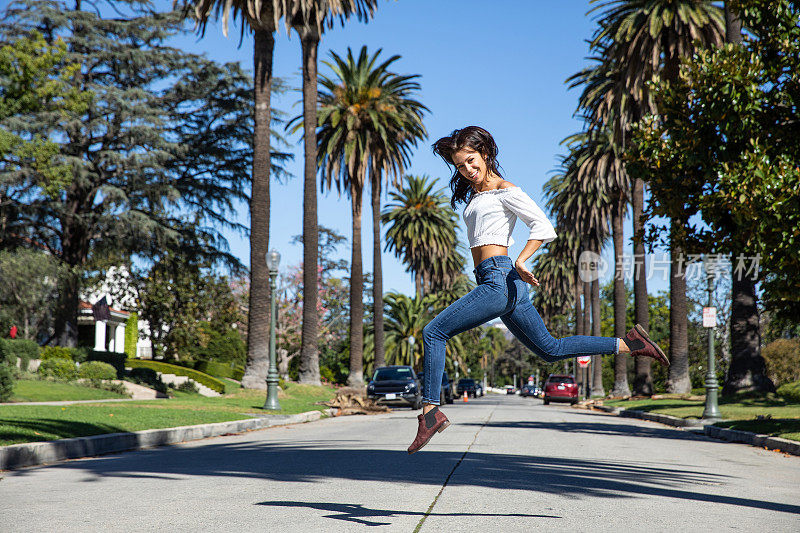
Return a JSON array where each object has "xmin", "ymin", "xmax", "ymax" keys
[{"xmin": 2, "ymin": 394, "xmax": 798, "ymax": 532}]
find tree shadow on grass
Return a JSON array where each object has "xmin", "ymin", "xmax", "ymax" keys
[
  {"xmin": 0, "ymin": 418, "xmax": 125, "ymax": 444},
  {"xmin": 255, "ymin": 501, "xmax": 561, "ymax": 527}
]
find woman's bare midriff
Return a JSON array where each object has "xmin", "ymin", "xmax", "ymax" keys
[{"xmin": 471, "ymin": 244, "xmax": 509, "ymax": 266}]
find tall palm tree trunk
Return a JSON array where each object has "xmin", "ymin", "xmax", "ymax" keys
[
  {"xmin": 611, "ymin": 195, "xmax": 630, "ymax": 397},
  {"xmin": 297, "ymin": 26, "xmax": 321, "ymax": 385},
  {"xmin": 371, "ymin": 177, "xmax": 385, "ymax": 368},
  {"xmin": 590, "ymin": 272, "xmax": 604, "ymax": 397},
  {"xmin": 631, "ymin": 177, "xmax": 652, "ymax": 395},
  {"xmin": 667, "ymin": 221, "xmax": 691, "ymax": 393},
  {"xmin": 242, "ymin": 29, "xmax": 274, "ymax": 390},
  {"xmin": 348, "ymin": 181, "xmax": 365, "ymax": 386}
]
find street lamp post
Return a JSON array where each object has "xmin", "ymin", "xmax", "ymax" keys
[
  {"xmin": 263, "ymin": 249, "xmax": 281, "ymax": 411},
  {"xmin": 407, "ymin": 335, "xmax": 415, "ymax": 368},
  {"xmin": 702, "ymin": 256, "xmax": 721, "ymax": 421}
]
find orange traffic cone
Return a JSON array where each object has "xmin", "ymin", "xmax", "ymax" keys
[{"xmin": 462, "ymin": 390, "xmax": 468, "ymax": 402}]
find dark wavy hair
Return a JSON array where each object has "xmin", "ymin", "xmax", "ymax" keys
[{"xmin": 432, "ymin": 126, "xmax": 503, "ymax": 209}]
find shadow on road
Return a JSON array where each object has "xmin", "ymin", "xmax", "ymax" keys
[
  {"xmin": 255, "ymin": 501, "xmax": 561, "ymax": 526},
  {"xmin": 15, "ymin": 431, "xmax": 800, "ymax": 517},
  {"xmin": 458, "ymin": 414, "xmax": 703, "ymax": 442}
]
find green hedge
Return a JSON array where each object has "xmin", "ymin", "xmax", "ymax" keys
[
  {"xmin": 2, "ymin": 338, "xmax": 39, "ymax": 371},
  {"xmin": 776, "ymin": 380, "xmax": 800, "ymax": 404},
  {"xmin": 0, "ymin": 363, "xmax": 14, "ymax": 401},
  {"xmin": 125, "ymin": 359, "xmax": 225, "ymax": 394},
  {"xmin": 194, "ymin": 360, "xmax": 244, "ymax": 381},
  {"xmin": 40, "ymin": 346, "xmax": 88, "ymax": 363},
  {"xmin": 124, "ymin": 313, "xmax": 138, "ymax": 359}
]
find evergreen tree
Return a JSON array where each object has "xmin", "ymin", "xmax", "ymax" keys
[{"xmin": 0, "ymin": 1, "xmax": 287, "ymax": 346}]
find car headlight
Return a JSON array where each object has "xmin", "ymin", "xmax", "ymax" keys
[
  {"xmin": 367, "ymin": 383, "xmax": 375, "ymax": 392},
  {"xmin": 405, "ymin": 382, "xmax": 417, "ymax": 392}
]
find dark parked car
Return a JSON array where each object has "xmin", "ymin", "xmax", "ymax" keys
[
  {"xmin": 456, "ymin": 378, "xmax": 479, "ymax": 398},
  {"xmin": 520, "ymin": 384, "xmax": 541, "ymax": 398},
  {"xmin": 366, "ymin": 365, "xmax": 422, "ymax": 409},
  {"xmin": 543, "ymin": 374, "xmax": 579, "ymax": 405},
  {"xmin": 416, "ymin": 371, "xmax": 455, "ymax": 404}
]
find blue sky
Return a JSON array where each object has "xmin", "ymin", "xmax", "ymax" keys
[
  {"xmin": 125, "ymin": 1, "xmax": 671, "ymax": 295},
  {"xmin": 167, "ymin": 0, "xmax": 668, "ymax": 295}
]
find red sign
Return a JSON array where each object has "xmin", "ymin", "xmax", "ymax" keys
[{"xmin": 577, "ymin": 356, "xmax": 591, "ymax": 368}]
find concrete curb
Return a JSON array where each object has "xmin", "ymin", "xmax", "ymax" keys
[
  {"xmin": 592, "ymin": 405, "xmax": 800, "ymax": 456},
  {"xmin": 0, "ymin": 409, "xmax": 332, "ymax": 471}
]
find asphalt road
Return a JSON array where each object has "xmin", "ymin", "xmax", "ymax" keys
[{"xmin": 2, "ymin": 394, "xmax": 798, "ymax": 532}]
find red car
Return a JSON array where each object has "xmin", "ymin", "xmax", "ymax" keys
[{"xmin": 543, "ymin": 374, "xmax": 579, "ymax": 405}]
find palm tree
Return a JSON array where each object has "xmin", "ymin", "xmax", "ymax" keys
[
  {"xmin": 382, "ymin": 175, "xmax": 462, "ymax": 297},
  {"xmin": 187, "ymin": 0, "xmax": 286, "ymax": 389},
  {"xmin": 285, "ymin": 1, "xmax": 377, "ymax": 386},
  {"xmin": 574, "ymin": 124, "xmax": 631, "ymax": 396},
  {"xmin": 545, "ymin": 137, "xmax": 612, "ymax": 397},
  {"xmin": 382, "ymin": 292, "xmax": 432, "ymax": 370},
  {"xmin": 583, "ymin": 0, "xmax": 724, "ymax": 394},
  {"xmin": 315, "ymin": 47, "xmax": 426, "ymax": 386}
]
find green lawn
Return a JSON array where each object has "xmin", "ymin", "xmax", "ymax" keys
[
  {"xmin": 10, "ymin": 379, "xmax": 129, "ymax": 402},
  {"xmin": 604, "ymin": 394, "xmax": 800, "ymax": 441},
  {"xmin": 0, "ymin": 381, "xmax": 336, "ymax": 446}
]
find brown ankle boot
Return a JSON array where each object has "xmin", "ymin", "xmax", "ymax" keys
[
  {"xmin": 407, "ymin": 406, "xmax": 450, "ymax": 454},
  {"xmin": 625, "ymin": 323, "xmax": 670, "ymax": 367}
]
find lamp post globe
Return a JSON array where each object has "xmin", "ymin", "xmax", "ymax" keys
[
  {"xmin": 266, "ymin": 250, "xmax": 281, "ymax": 272},
  {"xmin": 263, "ymin": 249, "xmax": 281, "ymax": 411}
]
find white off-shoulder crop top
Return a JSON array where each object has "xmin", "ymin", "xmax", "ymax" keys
[{"xmin": 463, "ymin": 186, "xmax": 557, "ymax": 248}]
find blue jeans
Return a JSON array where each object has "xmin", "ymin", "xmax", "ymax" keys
[{"xmin": 421, "ymin": 255, "xmax": 618, "ymax": 405}]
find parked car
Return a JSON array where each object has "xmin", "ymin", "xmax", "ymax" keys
[
  {"xmin": 416, "ymin": 371, "xmax": 455, "ymax": 404},
  {"xmin": 504, "ymin": 385, "xmax": 516, "ymax": 394},
  {"xmin": 366, "ymin": 365, "xmax": 422, "ymax": 409},
  {"xmin": 520, "ymin": 384, "xmax": 541, "ymax": 398},
  {"xmin": 543, "ymin": 374, "xmax": 579, "ymax": 405},
  {"xmin": 456, "ymin": 378, "xmax": 479, "ymax": 398}
]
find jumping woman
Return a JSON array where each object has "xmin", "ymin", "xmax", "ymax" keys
[{"xmin": 407, "ymin": 126, "xmax": 669, "ymax": 454}]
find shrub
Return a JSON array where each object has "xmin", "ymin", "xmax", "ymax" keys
[
  {"xmin": 126, "ymin": 359, "xmax": 225, "ymax": 393},
  {"xmin": 5, "ymin": 338, "xmax": 39, "ymax": 372},
  {"xmin": 40, "ymin": 346, "xmax": 74, "ymax": 361},
  {"xmin": 0, "ymin": 364, "xmax": 14, "ymax": 401},
  {"xmin": 78, "ymin": 361, "xmax": 117, "ymax": 382},
  {"xmin": 38, "ymin": 358, "xmax": 78, "ymax": 381},
  {"xmin": 97, "ymin": 381, "xmax": 130, "ymax": 396},
  {"xmin": 762, "ymin": 338, "xmax": 800, "ymax": 387},
  {"xmin": 175, "ymin": 380, "xmax": 198, "ymax": 393},
  {"xmin": 776, "ymin": 381, "xmax": 800, "ymax": 404}
]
